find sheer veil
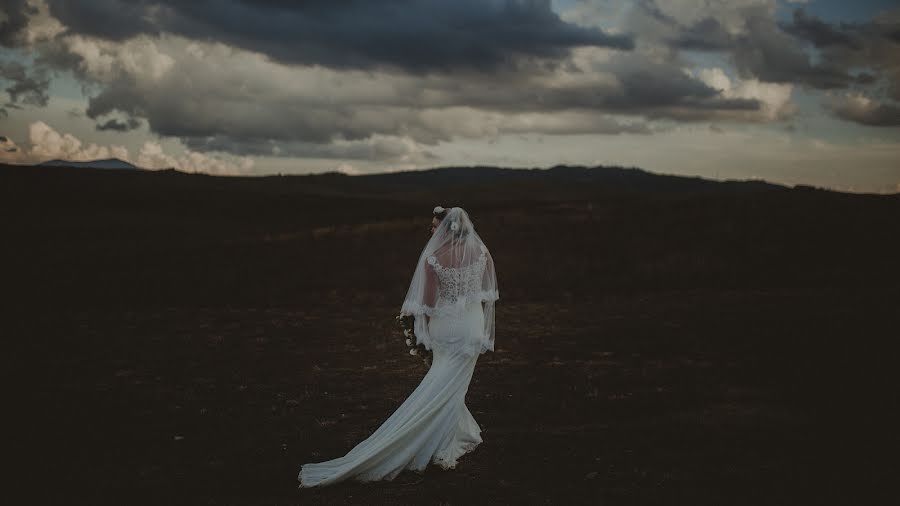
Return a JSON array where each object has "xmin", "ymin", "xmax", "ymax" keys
[{"xmin": 400, "ymin": 207, "xmax": 499, "ymax": 355}]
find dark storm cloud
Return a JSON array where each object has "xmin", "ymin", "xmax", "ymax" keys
[
  {"xmin": 44, "ymin": 0, "xmax": 634, "ymax": 72},
  {"xmin": 603, "ymin": 57, "xmax": 760, "ymax": 112},
  {"xmin": 0, "ymin": 60, "xmax": 50, "ymax": 106},
  {"xmin": 43, "ymin": 0, "xmax": 162, "ymax": 42},
  {"xmin": 741, "ymin": 6, "xmax": 900, "ymax": 95},
  {"xmin": 0, "ymin": 0, "xmax": 35, "ymax": 47},
  {"xmin": 781, "ymin": 8, "xmax": 863, "ymax": 50},
  {"xmin": 826, "ymin": 95, "xmax": 900, "ymax": 127},
  {"xmin": 888, "ymin": 27, "xmax": 900, "ymax": 44},
  {"xmin": 66, "ymin": 37, "xmax": 762, "ymax": 159},
  {"xmin": 615, "ymin": 1, "xmax": 900, "ymax": 128},
  {"xmin": 9, "ymin": 0, "xmax": 895, "ymax": 160},
  {"xmin": 630, "ymin": 2, "xmax": 898, "ymax": 97},
  {"xmin": 731, "ymin": 10, "xmax": 859, "ymax": 90},
  {"xmin": 631, "ymin": 1, "xmax": 733, "ymax": 51},
  {"xmin": 637, "ymin": 2, "xmax": 861, "ymax": 91},
  {"xmin": 95, "ymin": 117, "xmax": 142, "ymax": 132},
  {"xmin": 672, "ymin": 17, "xmax": 734, "ymax": 51},
  {"xmin": 778, "ymin": 7, "xmax": 900, "ymax": 118},
  {"xmin": 182, "ymin": 134, "xmax": 439, "ymax": 161}
]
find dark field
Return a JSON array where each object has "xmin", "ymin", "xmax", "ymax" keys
[{"xmin": 4, "ymin": 164, "xmax": 899, "ymax": 505}]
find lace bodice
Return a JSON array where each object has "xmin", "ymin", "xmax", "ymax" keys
[{"xmin": 427, "ymin": 244, "xmax": 489, "ymax": 306}]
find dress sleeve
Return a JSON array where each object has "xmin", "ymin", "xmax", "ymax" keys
[
  {"xmin": 481, "ymin": 248, "xmax": 499, "ymax": 301},
  {"xmin": 423, "ymin": 257, "xmax": 439, "ymax": 308},
  {"xmin": 479, "ymin": 246, "xmax": 498, "ymax": 354},
  {"xmin": 409, "ymin": 257, "xmax": 439, "ymax": 351}
]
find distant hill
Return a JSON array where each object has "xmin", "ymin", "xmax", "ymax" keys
[
  {"xmin": 299, "ymin": 164, "xmax": 797, "ymax": 196},
  {"xmin": 38, "ymin": 158, "xmax": 144, "ymax": 170},
  {"xmin": 363, "ymin": 164, "xmax": 793, "ymax": 193},
  {"xmin": 2, "ymin": 160, "xmax": 892, "ymax": 196}
]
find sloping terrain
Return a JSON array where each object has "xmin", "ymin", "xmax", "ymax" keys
[{"xmin": 4, "ymin": 163, "xmax": 898, "ymax": 505}]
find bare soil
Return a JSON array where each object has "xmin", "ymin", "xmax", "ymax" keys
[{"xmin": 4, "ymin": 164, "xmax": 898, "ymax": 505}]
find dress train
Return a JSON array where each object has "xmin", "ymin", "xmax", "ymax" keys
[{"xmin": 297, "ymin": 308, "xmax": 483, "ymax": 488}]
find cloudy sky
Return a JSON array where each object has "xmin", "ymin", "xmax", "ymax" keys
[{"xmin": 1, "ymin": 0, "xmax": 898, "ymax": 192}]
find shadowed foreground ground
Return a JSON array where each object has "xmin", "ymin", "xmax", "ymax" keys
[{"xmin": 5, "ymin": 165, "xmax": 899, "ymax": 504}]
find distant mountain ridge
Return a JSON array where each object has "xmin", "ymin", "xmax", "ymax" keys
[
  {"xmin": 311, "ymin": 164, "xmax": 796, "ymax": 194},
  {"xmin": 2, "ymin": 159, "xmax": 888, "ymax": 195},
  {"xmin": 39, "ymin": 158, "xmax": 143, "ymax": 170}
]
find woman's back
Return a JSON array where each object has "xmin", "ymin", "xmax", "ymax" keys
[
  {"xmin": 427, "ymin": 243, "xmax": 489, "ymax": 308},
  {"xmin": 402, "ymin": 206, "xmax": 498, "ymax": 356}
]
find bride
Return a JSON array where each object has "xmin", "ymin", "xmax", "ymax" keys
[{"xmin": 298, "ymin": 206, "xmax": 499, "ymax": 487}]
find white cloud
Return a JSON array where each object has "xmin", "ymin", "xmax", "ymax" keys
[
  {"xmin": 0, "ymin": 121, "xmax": 122, "ymax": 163},
  {"xmin": 335, "ymin": 163, "xmax": 359, "ymax": 175},
  {"xmin": 136, "ymin": 141, "xmax": 254, "ymax": 175},
  {"xmin": 27, "ymin": 120, "xmax": 127, "ymax": 162},
  {"xmin": 0, "ymin": 121, "xmax": 253, "ymax": 175},
  {"xmin": 64, "ymin": 34, "xmax": 175, "ymax": 84},
  {"xmin": 22, "ymin": 0, "xmax": 66, "ymax": 45},
  {"xmin": 0, "ymin": 135, "xmax": 22, "ymax": 156},
  {"xmin": 694, "ymin": 67, "xmax": 796, "ymax": 121}
]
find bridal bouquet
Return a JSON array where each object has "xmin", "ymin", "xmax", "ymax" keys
[{"xmin": 396, "ymin": 313, "xmax": 433, "ymax": 367}]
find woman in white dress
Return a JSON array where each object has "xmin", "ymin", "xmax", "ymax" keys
[{"xmin": 298, "ymin": 206, "xmax": 499, "ymax": 488}]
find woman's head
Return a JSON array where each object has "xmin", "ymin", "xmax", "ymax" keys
[
  {"xmin": 430, "ymin": 206, "xmax": 471, "ymax": 241},
  {"xmin": 431, "ymin": 205, "xmax": 448, "ymax": 234}
]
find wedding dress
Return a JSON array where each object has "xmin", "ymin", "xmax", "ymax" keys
[{"xmin": 298, "ymin": 206, "xmax": 499, "ymax": 488}]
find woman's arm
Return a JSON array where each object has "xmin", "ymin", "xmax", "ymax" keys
[
  {"xmin": 423, "ymin": 261, "xmax": 438, "ymax": 324},
  {"xmin": 424, "ymin": 263, "xmax": 438, "ymax": 306}
]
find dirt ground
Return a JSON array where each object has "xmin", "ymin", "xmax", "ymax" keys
[{"xmin": 5, "ymin": 165, "xmax": 899, "ymax": 505}]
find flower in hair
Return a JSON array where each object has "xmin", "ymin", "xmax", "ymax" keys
[{"xmin": 433, "ymin": 206, "xmax": 445, "ymax": 214}]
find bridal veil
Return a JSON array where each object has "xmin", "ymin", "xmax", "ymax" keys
[{"xmin": 400, "ymin": 206, "xmax": 499, "ymax": 355}]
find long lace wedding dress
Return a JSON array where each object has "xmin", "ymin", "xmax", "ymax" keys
[{"xmin": 298, "ymin": 207, "xmax": 498, "ymax": 488}]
